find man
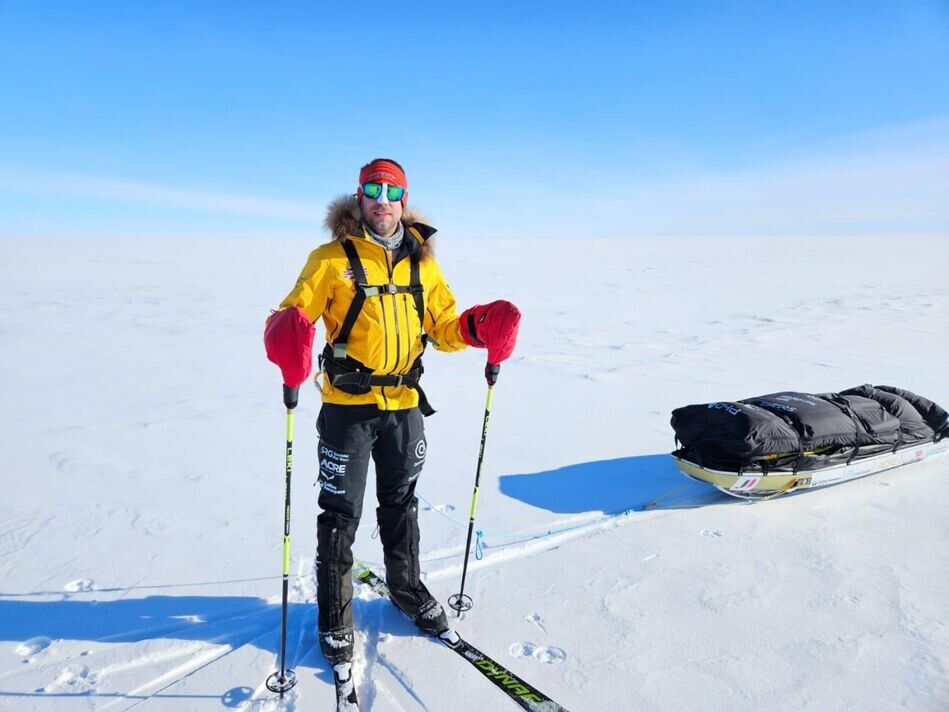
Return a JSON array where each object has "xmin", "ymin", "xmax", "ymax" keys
[{"xmin": 264, "ymin": 158, "xmax": 520, "ymax": 672}]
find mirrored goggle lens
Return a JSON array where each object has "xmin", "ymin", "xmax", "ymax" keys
[
  {"xmin": 362, "ymin": 182, "xmax": 383, "ymax": 199},
  {"xmin": 362, "ymin": 182, "xmax": 405, "ymax": 201}
]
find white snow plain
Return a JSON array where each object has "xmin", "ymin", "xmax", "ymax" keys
[{"xmin": 0, "ymin": 234, "xmax": 947, "ymax": 711}]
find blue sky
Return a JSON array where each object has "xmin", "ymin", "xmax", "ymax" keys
[{"xmin": 2, "ymin": 1, "xmax": 948, "ymax": 238}]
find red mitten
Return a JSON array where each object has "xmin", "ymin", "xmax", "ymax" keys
[
  {"xmin": 264, "ymin": 307, "xmax": 316, "ymax": 387},
  {"xmin": 459, "ymin": 300, "xmax": 521, "ymax": 364}
]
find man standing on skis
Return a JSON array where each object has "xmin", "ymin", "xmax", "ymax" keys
[{"xmin": 264, "ymin": 158, "xmax": 521, "ymax": 671}]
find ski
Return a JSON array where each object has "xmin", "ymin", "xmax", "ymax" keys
[
  {"xmin": 353, "ymin": 562, "xmax": 570, "ymax": 712},
  {"xmin": 333, "ymin": 663, "xmax": 359, "ymax": 711}
]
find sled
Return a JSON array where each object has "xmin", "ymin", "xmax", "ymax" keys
[
  {"xmin": 674, "ymin": 438, "xmax": 949, "ymax": 500},
  {"xmin": 670, "ymin": 384, "xmax": 949, "ymax": 500}
]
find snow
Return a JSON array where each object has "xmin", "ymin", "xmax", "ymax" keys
[{"xmin": 1, "ymin": 234, "xmax": 947, "ymax": 711}]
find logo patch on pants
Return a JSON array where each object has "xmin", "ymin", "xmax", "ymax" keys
[
  {"xmin": 409, "ymin": 436, "xmax": 427, "ymax": 481},
  {"xmin": 319, "ymin": 443, "xmax": 351, "ymax": 495}
]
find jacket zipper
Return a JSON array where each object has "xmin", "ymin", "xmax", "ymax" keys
[
  {"xmin": 379, "ymin": 295, "xmax": 392, "ymax": 373},
  {"xmin": 401, "ymin": 296, "xmax": 413, "ymax": 373}
]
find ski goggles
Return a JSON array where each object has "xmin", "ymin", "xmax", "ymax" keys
[{"xmin": 361, "ymin": 182, "xmax": 405, "ymax": 202}]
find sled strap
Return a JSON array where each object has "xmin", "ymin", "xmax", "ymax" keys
[{"xmin": 846, "ymin": 445, "xmax": 860, "ymax": 465}]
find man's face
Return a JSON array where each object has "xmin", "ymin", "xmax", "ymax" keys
[{"xmin": 360, "ymin": 187, "xmax": 403, "ymax": 237}]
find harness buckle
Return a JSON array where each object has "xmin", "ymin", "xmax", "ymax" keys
[
  {"xmin": 332, "ymin": 343, "xmax": 348, "ymax": 359},
  {"xmin": 385, "ymin": 283, "xmax": 397, "ymax": 294},
  {"xmin": 332, "ymin": 371, "xmax": 372, "ymax": 389}
]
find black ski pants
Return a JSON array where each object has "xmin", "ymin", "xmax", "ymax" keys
[{"xmin": 315, "ymin": 403, "xmax": 431, "ymax": 633}]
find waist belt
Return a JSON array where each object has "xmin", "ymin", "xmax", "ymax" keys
[{"xmin": 321, "ymin": 346, "xmax": 435, "ymax": 417}]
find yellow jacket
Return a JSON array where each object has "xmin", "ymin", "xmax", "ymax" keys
[{"xmin": 278, "ymin": 197, "xmax": 467, "ymax": 410}]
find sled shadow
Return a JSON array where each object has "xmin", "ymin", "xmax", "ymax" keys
[{"xmin": 499, "ymin": 452, "xmax": 726, "ymax": 514}]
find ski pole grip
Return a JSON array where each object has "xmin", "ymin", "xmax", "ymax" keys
[
  {"xmin": 283, "ymin": 384, "xmax": 299, "ymax": 410},
  {"xmin": 484, "ymin": 362, "xmax": 500, "ymax": 386}
]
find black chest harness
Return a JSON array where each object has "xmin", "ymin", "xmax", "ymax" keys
[{"xmin": 319, "ymin": 238, "xmax": 435, "ymax": 416}]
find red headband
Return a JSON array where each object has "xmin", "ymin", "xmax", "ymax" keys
[{"xmin": 358, "ymin": 159, "xmax": 408, "ymax": 206}]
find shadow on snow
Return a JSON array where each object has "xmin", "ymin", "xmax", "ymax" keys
[
  {"xmin": 498, "ymin": 452, "xmax": 727, "ymax": 514},
  {"xmin": 0, "ymin": 593, "xmax": 414, "ymax": 704}
]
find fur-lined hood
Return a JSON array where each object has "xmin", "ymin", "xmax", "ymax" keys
[{"xmin": 324, "ymin": 195, "xmax": 436, "ymax": 260}]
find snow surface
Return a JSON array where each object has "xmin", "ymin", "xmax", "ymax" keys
[{"xmin": 1, "ymin": 235, "xmax": 947, "ymax": 711}]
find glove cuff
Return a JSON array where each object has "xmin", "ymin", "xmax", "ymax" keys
[{"xmin": 461, "ymin": 310, "xmax": 486, "ymax": 347}]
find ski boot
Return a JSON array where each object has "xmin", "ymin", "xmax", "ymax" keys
[
  {"xmin": 319, "ymin": 627, "xmax": 354, "ymax": 666},
  {"xmin": 413, "ymin": 598, "xmax": 450, "ymax": 637}
]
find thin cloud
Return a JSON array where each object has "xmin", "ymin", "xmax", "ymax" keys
[
  {"xmin": 596, "ymin": 116, "xmax": 949, "ymax": 237},
  {"xmin": 446, "ymin": 115, "xmax": 949, "ymax": 239},
  {"xmin": 0, "ymin": 168, "xmax": 323, "ymax": 223}
]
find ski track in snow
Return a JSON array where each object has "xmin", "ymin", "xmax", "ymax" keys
[
  {"xmin": 423, "ymin": 506, "xmax": 676, "ymax": 583},
  {"xmin": 0, "ymin": 599, "xmax": 274, "ymax": 683},
  {"xmin": 240, "ymin": 557, "xmax": 320, "ymax": 711},
  {"xmin": 101, "ymin": 642, "xmax": 245, "ymax": 711},
  {"xmin": 371, "ymin": 650, "xmax": 429, "ymax": 712},
  {"xmin": 0, "ymin": 589, "xmax": 291, "ymax": 709},
  {"xmin": 0, "ymin": 513, "xmax": 56, "ymax": 559},
  {"xmin": 96, "ymin": 618, "xmax": 275, "ymax": 710},
  {"xmin": 350, "ymin": 582, "xmax": 433, "ymax": 712}
]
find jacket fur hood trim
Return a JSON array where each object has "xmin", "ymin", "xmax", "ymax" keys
[{"xmin": 324, "ymin": 195, "xmax": 436, "ymax": 259}]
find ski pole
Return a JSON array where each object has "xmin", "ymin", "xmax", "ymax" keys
[
  {"xmin": 266, "ymin": 385, "xmax": 299, "ymax": 695},
  {"xmin": 449, "ymin": 363, "xmax": 500, "ymax": 615}
]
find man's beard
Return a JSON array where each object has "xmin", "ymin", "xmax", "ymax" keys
[{"xmin": 369, "ymin": 213, "xmax": 398, "ymax": 236}]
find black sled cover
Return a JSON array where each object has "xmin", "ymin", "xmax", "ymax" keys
[{"xmin": 672, "ymin": 384, "xmax": 948, "ymax": 472}]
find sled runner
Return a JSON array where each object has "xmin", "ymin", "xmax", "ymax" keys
[{"xmin": 675, "ymin": 438, "xmax": 948, "ymax": 500}]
